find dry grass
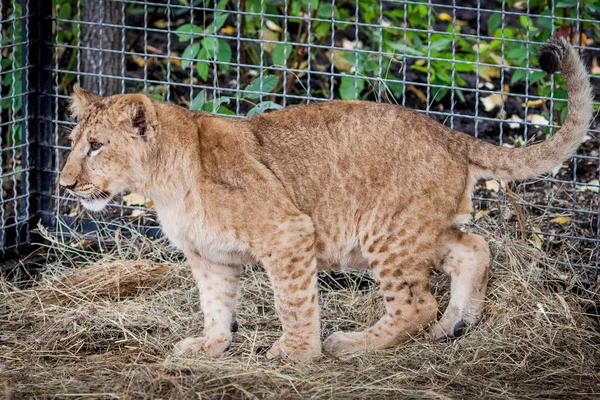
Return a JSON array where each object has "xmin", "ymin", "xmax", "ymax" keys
[{"xmin": 1, "ymin": 213, "xmax": 599, "ymax": 400}]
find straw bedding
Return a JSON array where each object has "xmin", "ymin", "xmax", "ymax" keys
[{"xmin": 1, "ymin": 213, "xmax": 598, "ymax": 399}]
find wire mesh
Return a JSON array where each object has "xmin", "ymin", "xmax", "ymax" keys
[
  {"xmin": 0, "ymin": 0, "xmax": 31, "ymax": 259},
  {"xmin": 2, "ymin": 0, "xmax": 600, "ymax": 278}
]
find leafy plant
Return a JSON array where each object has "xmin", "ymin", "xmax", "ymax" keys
[
  {"xmin": 190, "ymin": 75, "xmax": 282, "ymax": 116},
  {"xmin": 1, "ymin": 2, "xmax": 24, "ymax": 147},
  {"xmin": 175, "ymin": 10, "xmax": 232, "ymax": 82}
]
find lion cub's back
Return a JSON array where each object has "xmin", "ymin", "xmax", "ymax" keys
[{"xmin": 250, "ymin": 101, "xmax": 463, "ymax": 209}]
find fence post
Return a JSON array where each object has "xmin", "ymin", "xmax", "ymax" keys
[{"xmin": 25, "ymin": 0, "xmax": 55, "ymax": 234}]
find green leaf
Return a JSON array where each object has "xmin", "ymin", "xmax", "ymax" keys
[
  {"xmin": 217, "ymin": 0, "xmax": 229, "ymax": 9},
  {"xmin": 216, "ymin": 39, "xmax": 232, "ymax": 64},
  {"xmin": 190, "ymin": 90, "xmax": 206, "ymax": 111},
  {"xmin": 206, "ymin": 14, "xmax": 229, "ymax": 33},
  {"xmin": 216, "ymin": 106, "xmax": 235, "ymax": 115},
  {"xmin": 454, "ymin": 88, "xmax": 466, "ymax": 103},
  {"xmin": 530, "ymin": 71, "xmax": 547, "ymax": 84},
  {"xmin": 58, "ymin": 3, "xmax": 71, "ymax": 19},
  {"xmin": 507, "ymin": 47, "xmax": 527, "ymax": 63},
  {"xmin": 556, "ymin": 0, "xmax": 578, "ymax": 7},
  {"xmin": 510, "ymin": 69, "xmax": 527, "ymax": 84},
  {"xmin": 537, "ymin": 10, "xmax": 554, "ymax": 30},
  {"xmin": 386, "ymin": 81, "xmax": 404, "ymax": 99},
  {"xmin": 317, "ymin": 2, "xmax": 333, "ymax": 18},
  {"xmin": 181, "ymin": 43, "xmax": 200, "ymax": 70},
  {"xmin": 487, "ymin": 13, "xmax": 502, "ymax": 35},
  {"xmin": 201, "ymin": 37, "xmax": 217, "ymax": 56},
  {"xmin": 176, "ymin": 24, "xmax": 202, "ymax": 42},
  {"xmin": 197, "ymin": 62, "xmax": 209, "ymax": 81},
  {"xmin": 272, "ymin": 44, "xmax": 293, "ymax": 65},
  {"xmin": 202, "ymin": 97, "xmax": 231, "ymax": 112},
  {"xmin": 454, "ymin": 62, "xmax": 475, "ymax": 72},
  {"xmin": 429, "ymin": 37, "xmax": 452, "ymax": 54},
  {"xmin": 339, "ymin": 76, "xmax": 365, "ymax": 100},
  {"xmin": 388, "ymin": 40, "xmax": 426, "ymax": 57},
  {"xmin": 247, "ymin": 101, "xmax": 283, "ymax": 116},
  {"xmin": 244, "ymin": 75, "xmax": 279, "ymax": 99}
]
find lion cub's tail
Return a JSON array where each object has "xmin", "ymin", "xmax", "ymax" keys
[{"xmin": 468, "ymin": 37, "xmax": 593, "ymax": 181}]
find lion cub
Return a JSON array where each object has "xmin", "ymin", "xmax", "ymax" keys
[{"xmin": 60, "ymin": 38, "xmax": 591, "ymax": 361}]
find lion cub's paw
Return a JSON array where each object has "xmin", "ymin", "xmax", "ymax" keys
[
  {"xmin": 265, "ymin": 337, "xmax": 321, "ymax": 362},
  {"xmin": 430, "ymin": 319, "xmax": 470, "ymax": 341},
  {"xmin": 323, "ymin": 331, "xmax": 366, "ymax": 356},
  {"xmin": 173, "ymin": 335, "xmax": 231, "ymax": 357}
]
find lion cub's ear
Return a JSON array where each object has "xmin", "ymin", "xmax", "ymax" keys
[
  {"xmin": 109, "ymin": 94, "xmax": 159, "ymax": 141},
  {"xmin": 69, "ymin": 83, "xmax": 101, "ymax": 119}
]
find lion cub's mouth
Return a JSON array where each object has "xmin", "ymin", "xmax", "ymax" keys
[{"xmin": 69, "ymin": 190, "xmax": 113, "ymax": 212}]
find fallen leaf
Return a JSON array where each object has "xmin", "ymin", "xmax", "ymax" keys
[
  {"xmin": 129, "ymin": 209, "xmax": 146, "ymax": 218},
  {"xmin": 123, "ymin": 193, "xmax": 148, "ymax": 207},
  {"xmin": 262, "ymin": 29, "xmax": 278, "ymax": 53},
  {"xmin": 481, "ymin": 94, "xmax": 503, "ymax": 112},
  {"xmin": 522, "ymin": 99, "xmax": 544, "ymax": 107},
  {"xmin": 342, "ymin": 38, "xmax": 363, "ymax": 50},
  {"xmin": 438, "ymin": 12, "xmax": 466, "ymax": 26},
  {"xmin": 146, "ymin": 45, "xmax": 162, "ymax": 54},
  {"xmin": 265, "ymin": 20, "xmax": 282, "ymax": 32},
  {"xmin": 508, "ymin": 114, "xmax": 524, "ymax": 129},
  {"xmin": 528, "ymin": 114, "xmax": 549, "ymax": 126},
  {"xmin": 153, "ymin": 19, "xmax": 171, "ymax": 29},
  {"xmin": 327, "ymin": 49, "xmax": 355, "ymax": 72},
  {"xmin": 591, "ymin": 57, "xmax": 600, "ymax": 75},
  {"xmin": 479, "ymin": 65, "xmax": 500, "ymax": 82},
  {"xmin": 408, "ymin": 85, "xmax": 427, "ymax": 102},
  {"xmin": 168, "ymin": 52, "xmax": 181, "ymax": 68},
  {"xmin": 474, "ymin": 210, "xmax": 488, "ymax": 220},
  {"xmin": 72, "ymin": 239, "xmax": 91, "ymax": 249},
  {"xmin": 550, "ymin": 216, "xmax": 570, "ymax": 224},
  {"xmin": 439, "ymin": 13, "xmax": 452, "ymax": 22},
  {"xmin": 577, "ymin": 179, "xmax": 599, "ymax": 193},
  {"xmin": 485, "ymin": 180, "xmax": 500, "ymax": 192},
  {"xmin": 531, "ymin": 226, "xmax": 544, "ymax": 249},
  {"xmin": 131, "ymin": 54, "xmax": 155, "ymax": 68}
]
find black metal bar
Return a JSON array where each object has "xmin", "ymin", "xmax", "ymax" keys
[{"xmin": 26, "ymin": 0, "xmax": 54, "ymax": 233}]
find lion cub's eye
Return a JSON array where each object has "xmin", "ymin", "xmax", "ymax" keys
[{"xmin": 89, "ymin": 141, "xmax": 103, "ymax": 152}]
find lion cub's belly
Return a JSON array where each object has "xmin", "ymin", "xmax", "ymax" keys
[{"xmin": 316, "ymin": 244, "xmax": 370, "ymax": 271}]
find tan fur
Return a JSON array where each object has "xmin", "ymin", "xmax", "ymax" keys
[{"xmin": 59, "ymin": 38, "xmax": 592, "ymax": 360}]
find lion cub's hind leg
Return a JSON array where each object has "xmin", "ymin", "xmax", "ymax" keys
[
  {"xmin": 430, "ymin": 227, "xmax": 490, "ymax": 341},
  {"xmin": 323, "ymin": 209, "xmax": 440, "ymax": 356}
]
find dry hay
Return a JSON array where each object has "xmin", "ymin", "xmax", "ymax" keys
[{"xmin": 0, "ymin": 213, "xmax": 599, "ymax": 400}]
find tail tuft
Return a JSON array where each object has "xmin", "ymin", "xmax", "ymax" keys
[{"xmin": 538, "ymin": 37, "xmax": 569, "ymax": 74}]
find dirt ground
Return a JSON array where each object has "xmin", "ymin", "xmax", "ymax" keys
[{"xmin": 1, "ymin": 211, "xmax": 599, "ymax": 399}]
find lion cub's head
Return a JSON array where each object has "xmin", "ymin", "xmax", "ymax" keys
[{"xmin": 60, "ymin": 84, "xmax": 159, "ymax": 211}]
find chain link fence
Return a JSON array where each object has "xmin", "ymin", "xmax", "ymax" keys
[
  {"xmin": 1, "ymin": 0, "xmax": 599, "ymax": 279},
  {"xmin": 0, "ymin": 0, "xmax": 32, "ymax": 259}
]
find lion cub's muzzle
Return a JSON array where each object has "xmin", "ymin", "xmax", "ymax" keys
[{"xmin": 59, "ymin": 179, "xmax": 113, "ymax": 211}]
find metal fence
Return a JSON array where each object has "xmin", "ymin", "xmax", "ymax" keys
[{"xmin": 1, "ymin": 0, "xmax": 599, "ymax": 278}]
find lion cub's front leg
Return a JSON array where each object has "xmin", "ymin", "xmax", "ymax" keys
[
  {"xmin": 174, "ymin": 251, "xmax": 241, "ymax": 357},
  {"xmin": 257, "ymin": 214, "xmax": 321, "ymax": 362}
]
